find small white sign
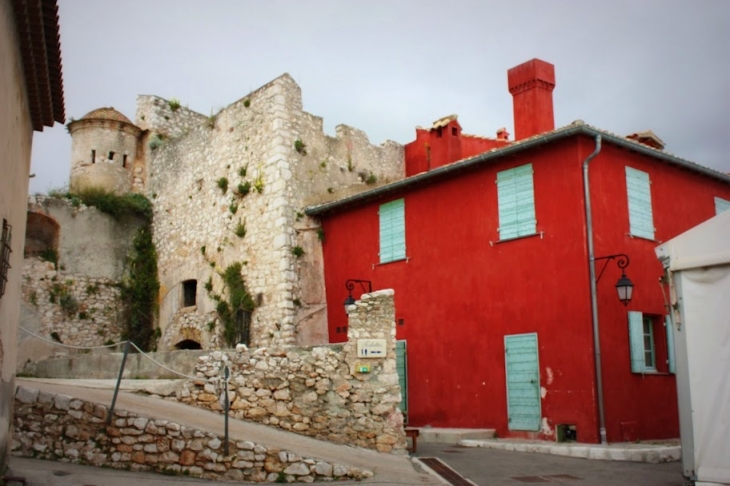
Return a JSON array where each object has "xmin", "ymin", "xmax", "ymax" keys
[{"xmin": 357, "ymin": 339, "xmax": 387, "ymax": 358}]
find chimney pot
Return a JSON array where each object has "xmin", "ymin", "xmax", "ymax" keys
[{"xmin": 508, "ymin": 59, "xmax": 556, "ymax": 140}]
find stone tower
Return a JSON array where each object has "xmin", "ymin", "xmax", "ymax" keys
[{"xmin": 67, "ymin": 107, "xmax": 142, "ymax": 194}]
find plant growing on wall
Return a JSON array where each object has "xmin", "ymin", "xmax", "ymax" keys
[
  {"xmin": 217, "ymin": 177, "xmax": 229, "ymax": 194},
  {"xmin": 243, "ymin": 98, "xmax": 251, "ymax": 108},
  {"xmin": 149, "ymin": 135, "xmax": 163, "ymax": 150},
  {"xmin": 59, "ymin": 188, "xmax": 153, "ymax": 222},
  {"xmin": 238, "ymin": 166, "xmax": 247, "ymax": 178},
  {"xmin": 168, "ymin": 98, "xmax": 181, "ymax": 111},
  {"xmin": 214, "ymin": 262, "xmax": 255, "ymax": 347},
  {"xmin": 366, "ymin": 172, "xmax": 377, "ymax": 185},
  {"xmin": 229, "ymin": 202, "xmax": 238, "ymax": 215},
  {"xmin": 291, "ymin": 246, "xmax": 305, "ymax": 258},
  {"xmin": 234, "ymin": 220, "xmax": 246, "ymax": 238},
  {"xmin": 119, "ymin": 227, "xmax": 159, "ymax": 352},
  {"xmin": 253, "ymin": 172, "xmax": 264, "ymax": 194},
  {"xmin": 294, "ymin": 139, "xmax": 307, "ymax": 155},
  {"xmin": 236, "ymin": 182, "xmax": 250, "ymax": 197}
]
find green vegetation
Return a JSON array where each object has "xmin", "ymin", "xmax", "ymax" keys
[
  {"xmin": 119, "ymin": 227, "xmax": 159, "ymax": 351},
  {"xmin": 39, "ymin": 248, "xmax": 58, "ymax": 269},
  {"xmin": 243, "ymin": 98, "xmax": 251, "ymax": 108},
  {"xmin": 253, "ymin": 174, "xmax": 264, "ymax": 194},
  {"xmin": 294, "ymin": 139, "xmax": 307, "ymax": 155},
  {"xmin": 200, "ymin": 246, "xmax": 206, "ymax": 255},
  {"xmin": 347, "ymin": 155, "xmax": 354, "ymax": 172},
  {"xmin": 291, "ymin": 246, "xmax": 304, "ymax": 258},
  {"xmin": 366, "ymin": 172, "xmax": 377, "ymax": 185},
  {"xmin": 217, "ymin": 177, "xmax": 229, "ymax": 194},
  {"xmin": 237, "ymin": 181, "xmax": 251, "ymax": 197},
  {"xmin": 317, "ymin": 228, "xmax": 325, "ymax": 242},
  {"xmin": 51, "ymin": 187, "xmax": 152, "ymax": 222},
  {"xmin": 229, "ymin": 202, "xmax": 238, "ymax": 215},
  {"xmin": 234, "ymin": 220, "xmax": 246, "ymax": 238},
  {"xmin": 238, "ymin": 166, "xmax": 247, "ymax": 178},
  {"xmin": 213, "ymin": 263, "xmax": 255, "ymax": 347},
  {"xmin": 168, "ymin": 98, "xmax": 181, "ymax": 111},
  {"xmin": 149, "ymin": 134, "xmax": 163, "ymax": 150}
]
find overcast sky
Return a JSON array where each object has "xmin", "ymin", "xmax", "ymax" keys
[{"xmin": 29, "ymin": 0, "xmax": 730, "ymax": 194}]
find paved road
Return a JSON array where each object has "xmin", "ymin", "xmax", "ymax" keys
[{"xmin": 416, "ymin": 442, "xmax": 687, "ymax": 486}]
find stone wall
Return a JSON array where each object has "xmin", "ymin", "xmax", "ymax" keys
[
  {"xmin": 20, "ymin": 258, "xmax": 123, "ymax": 348},
  {"xmin": 27, "ymin": 196, "xmax": 146, "ymax": 282},
  {"xmin": 139, "ymin": 74, "xmax": 404, "ymax": 351},
  {"xmin": 176, "ymin": 290, "xmax": 407, "ymax": 453},
  {"xmin": 12, "ymin": 385, "xmax": 372, "ymax": 482}
]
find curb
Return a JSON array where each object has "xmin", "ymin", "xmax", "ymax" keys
[{"xmin": 459, "ymin": 439, "xmax": 681, "ymax": 463}]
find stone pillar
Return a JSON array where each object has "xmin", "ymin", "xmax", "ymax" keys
[{"xmin": 343, "ymin": 289, "xmax": 406, "ymax": 452}]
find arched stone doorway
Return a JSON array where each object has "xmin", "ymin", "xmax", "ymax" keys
[
  {"xmin": 175, "ymin": 339, "xmax": 201, "ymax": 350},
  {"xmin": 24, "ymin": 211, "xmax": 60, "ymax": 259}
]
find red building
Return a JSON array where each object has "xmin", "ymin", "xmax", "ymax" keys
[{"xmin": 307, "ymin": 59, "xmax": 730, "ymax": 444}]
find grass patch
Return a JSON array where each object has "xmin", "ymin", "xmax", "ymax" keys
[
  {"xmin": 168, "ymin": 98, "xmax": 181, "ymax": 111},
  {"xmin": 53, "ymin": 188, "xmax": 152, "ymax": 222},
  {"xmin": 39, "ymin": 248, "xmax": 58, "ymax": 269},
  {"xmin": 291, "ymin": 246, "xmax": 304, "ymax": 258},
  {"xmin": 294, "ymin": 139, "xmax": 307, "ymax": 155}
]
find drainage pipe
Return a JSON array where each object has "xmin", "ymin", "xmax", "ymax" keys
[{"xmin": 582, "ymin": 134, "xmax": 608, "ymax": 444}]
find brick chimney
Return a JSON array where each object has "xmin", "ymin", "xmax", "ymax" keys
[{"xmin": 508, "ymin": 59, "xmax": 556, "ymax": 140}]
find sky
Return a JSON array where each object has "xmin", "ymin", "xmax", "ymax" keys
[{"xmin": 29, "ymin": 0, "xmax": 730, "ymax": 194}]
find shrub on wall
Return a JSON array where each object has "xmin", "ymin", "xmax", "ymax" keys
[
  {"xmin": 120, "ymin": 227, "xmax": 159, "ymax": 351},
  {"xmin": 53, "ymin": 188, "xmax": 153, "ymax": 223},
  {"xmin": 212, "ymin": 262, "xmax": 255, "ymax": 347}
]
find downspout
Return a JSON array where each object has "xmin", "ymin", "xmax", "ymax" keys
[{"xmin": 582, "ymin": 135, "xmax": 607, "ymax": 444}]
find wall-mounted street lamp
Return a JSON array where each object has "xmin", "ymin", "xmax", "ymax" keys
[
  {"xmin": 344, "ymin": 279, "xmax": 372, "ymax": 315},
  {"xmin": 594, "ymin": 253, "xmax": 634, "ymax": 306}
]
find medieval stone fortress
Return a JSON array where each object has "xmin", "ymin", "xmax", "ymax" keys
[{"xmin": 21, "ymin": 74, "xmax": 404, "ymax": 356}]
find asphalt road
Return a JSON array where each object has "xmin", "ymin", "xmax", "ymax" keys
[{"xmin": 416, "ymin": 442, "xmax": 688, "ymax": 486}]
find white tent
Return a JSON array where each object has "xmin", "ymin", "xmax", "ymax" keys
[{"xmin": 656, "ymin": 209, "xmax": 730, "ymax": 486}]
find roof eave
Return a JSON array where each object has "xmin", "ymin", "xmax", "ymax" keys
[{"xmin": 306, "ymin": 124, "xmax": 730, "ymax": 217}]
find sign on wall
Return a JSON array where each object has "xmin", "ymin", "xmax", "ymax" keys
[{"xmin": 357, "ymin": 339, "xmax": 386, "ymax": 358}]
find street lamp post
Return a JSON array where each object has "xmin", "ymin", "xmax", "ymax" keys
[{"xmin": 594, "ymin": 253, "xmax": 634, "ymax": 306}]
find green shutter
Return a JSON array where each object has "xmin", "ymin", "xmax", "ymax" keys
[
  {"xmin": 665, "ymin": 315, "xmax": 676, "ymax": 374},
  {"xmin": 505, "ymin": 333, "xmax": 541, "ymax": 431},
  {"xmin": 626, "ymin": 167, "xmax": 655, "ymax": 239},
  {"xmin": 715, "ymin": 197, "xmax": 730, "ymax": 215},
  {"xmin": 628, "ymin": 311, "xmax": 646, "ymax": 373},
  {"xmin": 396, "ymin": 340, "xmax": 408, "ymax": 418},
  {"xmin": 497, "ymin": 163, "xmax": 536, "ymax": 240},
  {"xmin": 379, "ymin": 199, "xmax": 405, "ymax": 263}
]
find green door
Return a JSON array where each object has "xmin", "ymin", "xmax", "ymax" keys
[
  {"xmin": 396, "ymin": 340, "xmax": 408, "ymax": 421},
  {"xmin": 504, "ymin": 333, "xmax": 541, "ymax": 431}
]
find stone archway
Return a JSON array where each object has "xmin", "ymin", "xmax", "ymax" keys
[
  {"xmin": 24, "ymin": 211, "xmax": 60, "ymax": 258},
  {"xmin": 175, "ymin": 339, "xmax": 201, "ymax": 350}
]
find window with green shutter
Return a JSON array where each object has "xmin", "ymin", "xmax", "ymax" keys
[
  {"xmin": 626, "ymin": 167, "xmax": 655, "ymax": 239},
  {"xmin": 497, "ymin": 163, "xmax": 536, "ymax": 240},
  {"xmin": 379, "ymin": 199, "xmax": 405, "ymax": 263},
  {"xmin": 629, "ymin": 311, "xmax": 675, "ymax": 374},
  {"xmin": 715, "ymin": 197, "xmax": 730, "ymax": 215}
]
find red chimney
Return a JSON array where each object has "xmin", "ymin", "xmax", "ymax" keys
[{"xmin": 508, "ymin": 59, "xmax": 556, "ymax": 140}]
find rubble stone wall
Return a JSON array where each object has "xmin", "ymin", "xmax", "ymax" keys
[
  {"xmin": 177, "ymin": 290, "xmax": 407, "ymax": 453},
  {"xmin": 12, "ymin": 385, "xmax": 372, "ymax": 482},
  {"xmin": 20, "ymin": 258, "xmax": 123, "ymax": 348}
]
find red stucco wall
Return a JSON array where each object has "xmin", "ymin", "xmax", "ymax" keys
[{"xmin": 318, "ymin": 134, "xmax": 730, "ymax": 443}]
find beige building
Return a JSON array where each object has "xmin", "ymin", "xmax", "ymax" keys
[{"xmin": 0, "ymin": 0, "xmax": 64, "ymax": 474}]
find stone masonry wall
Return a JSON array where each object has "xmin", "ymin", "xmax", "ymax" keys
[
  {"xmin": 176, "ymin": 290, "xmax": 407, "ymax": 453},
  {"xmin": 13, "ymin": 385, "xmax": 373, "ymax": 482},
  {"xmin": 139, "ymin": 74, "xmax": 404, "ymax": 351},
  {"xmin": 20, "ymin": 258, "xmax": 123, "ymax": 348}
]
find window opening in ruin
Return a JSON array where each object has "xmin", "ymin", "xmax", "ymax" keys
[
  {"xmin": 122, "ymin": 154, "xmax": 128, "ymax": 168},
  {"xmin": 91, "ymin": 150, "xmax": 96, "ymax": 164},
  {"xmin": 175, "ymin": 339, "xmax": 201, "ymax": 350},
  {"xmin": 236, "ymin": 310, "xmax": 251, "ymax": 346},
  {"xmin": 108, "ymin": 151, "xmax": 115, "ymax": 161},
  {"xmin": 182, "ymin": 279, "xmax": 197, "ymax": 307},
  {"xmin": 0, "ymin": 219, "xmax": 12, "ymax": 298},
  {"xmin": 452, "ymin": 126, "xmax": 457, "ymax": 136}
]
